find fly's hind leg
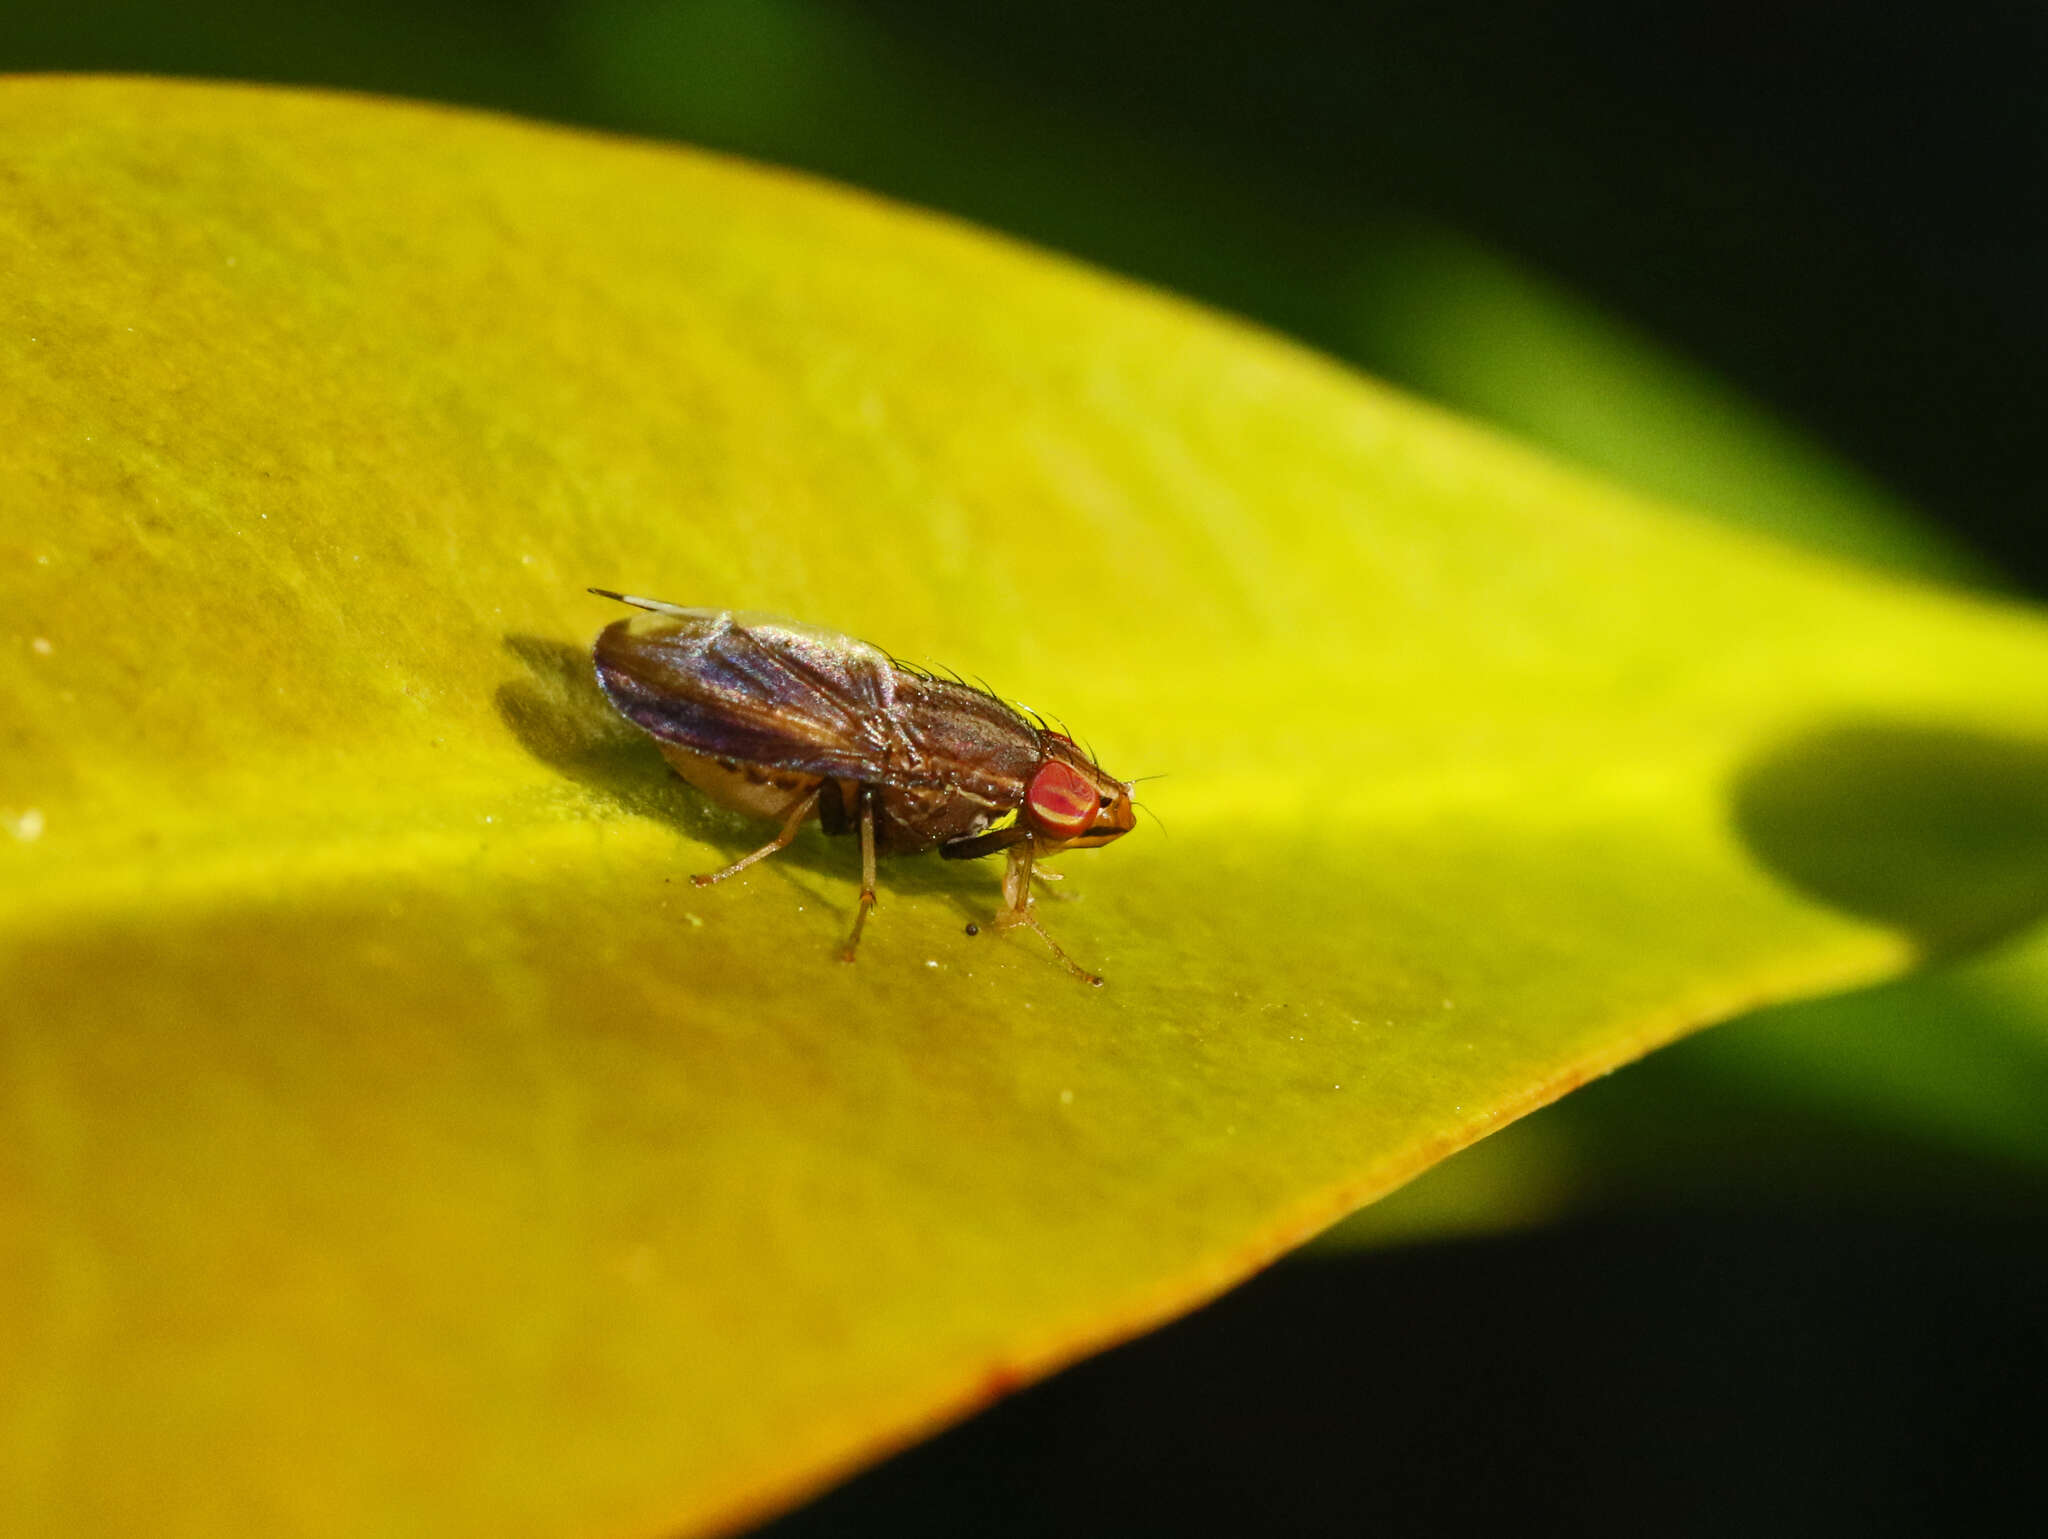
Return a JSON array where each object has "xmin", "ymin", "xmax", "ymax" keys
[
  {"xmin": 691, "ymin": 785, "xmax": 822, "ymax": 887},
  {"xmin": 840, "ymin": 785, "xmax": 880, "ymax": 963},
  {"xmin": 993, "ymin": 842, "xmax": 1103, "ymax": 986}
]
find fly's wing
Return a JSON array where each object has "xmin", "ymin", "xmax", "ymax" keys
[{"xmin": 594, "ymin": 607, "xmax": 904, "ymax": 781}]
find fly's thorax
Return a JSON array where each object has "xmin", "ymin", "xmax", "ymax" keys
[{"xmin": 866, "ymin": 784, "xmax": 964, "ymax": 853}]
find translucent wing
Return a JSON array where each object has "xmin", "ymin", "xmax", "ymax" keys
[{"xmin": 593, "ymin": 605, "xmax": 906, "ymax": 781}]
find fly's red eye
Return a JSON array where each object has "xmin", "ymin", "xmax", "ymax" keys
[{"xmin": 1025, "ymin": 759, "xmax": 1098, "ymax": 840}]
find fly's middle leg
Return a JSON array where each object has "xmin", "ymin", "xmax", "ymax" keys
[
  {"xmin": 691, "ymin": 785, "xmax": 821, "ymax": 886},
  {"xmin": 840, "ymin": 785, "xmax": 880, "ymax": 962}
]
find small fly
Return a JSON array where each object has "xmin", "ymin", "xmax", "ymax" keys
[{"xmin": 589, "ymin": 592, "xmax": 1137, "ymax": 984}]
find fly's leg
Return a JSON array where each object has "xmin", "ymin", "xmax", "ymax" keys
[
  {"xmin": 998, "ymin": 839, "xmax": 1033, "ymax": 919},
  {"xmin": 992, "ymin": 842, "xmax": 1103, "ymax": 986},
  {"xmin": 840, "ymin": 785, "xmax": 880, "ymax": 963},
  {"xmin": 691, "ymin": 786, "xmax": 821, "ymax": 887},
  {"xmin": 1030, "ymin": 867, "xmax": 1074, "ymax": 902}
]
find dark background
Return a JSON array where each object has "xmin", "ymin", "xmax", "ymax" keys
[{"xmin": 9, "ymin": 4, "xmax": 2045, "ymax": 1533}]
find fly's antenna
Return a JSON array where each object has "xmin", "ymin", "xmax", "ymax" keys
[
  {"xmin": 1127, "ymin": 774, "xmax": 1168, "ymax": 834},
  {"xmin": 588, "ymin": 588, "xmax": 697, "ymax": 618}
]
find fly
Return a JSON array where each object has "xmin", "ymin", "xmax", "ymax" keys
[{"xmin": 589, "ymin": 592, "xmax": 1138, "ymax": 984}]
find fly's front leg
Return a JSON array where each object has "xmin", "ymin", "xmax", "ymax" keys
[
  {"xmin": 993, "ymin": 842, "xmax": 1103, "ymax": 986},
  {"xmin": 840, "ymin": 785, "xmax": 880, "ymax": 962},
  {"xmin": 1000, "ymin": 840, "xmax": 1034, "ymax": 917},
  {"xmin": 691, "ymin": 786, "xmax": 821, "ymax": 886},
  {"xmin": 1030, "ymin": 866, "xmax": 1074, "ymax": 901}
]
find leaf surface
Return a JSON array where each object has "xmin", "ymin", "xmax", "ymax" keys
[
  {"xmin": 7, "ymin": 78, "xmax": 2048, "ymax": 1539},
  {"xmin": 1322, "ymin": 228, "xmax": 2048, "ymax": 1244}
]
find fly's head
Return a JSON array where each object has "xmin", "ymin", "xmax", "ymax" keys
[{"xmin": 1022, "ymin": 734, "xmax": 1136, "ymax": 851}]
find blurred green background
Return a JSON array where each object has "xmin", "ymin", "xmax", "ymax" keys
[{"xmin": 8, "ymin": 3, "xmax": 2045, "ymax": 1533}]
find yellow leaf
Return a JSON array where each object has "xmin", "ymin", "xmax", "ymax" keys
[{"xmin": 5, "ymin": 78, "xmax": 2048, "ymax": 1538}]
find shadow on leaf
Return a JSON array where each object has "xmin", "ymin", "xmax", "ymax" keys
[
  {"xmin": 1733, "ymin": 722, "xmax": 2048, "ymax": 955},
  {"xmin": 495, "ymin": 633, "xmax": 739, "ymax": 846}
]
